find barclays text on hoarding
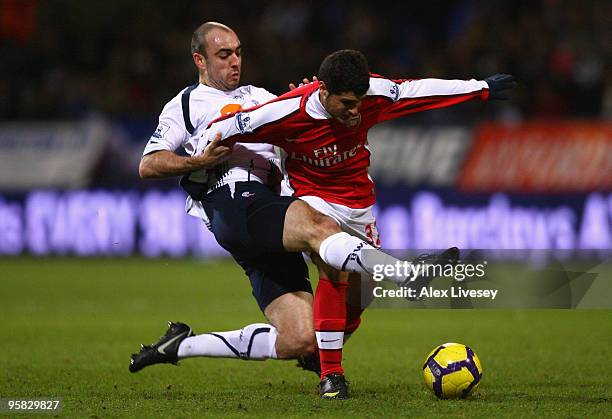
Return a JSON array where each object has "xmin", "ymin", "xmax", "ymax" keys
[{"xmin": 0, "ymin": 190, "xmax": 610, "ymax": 257}]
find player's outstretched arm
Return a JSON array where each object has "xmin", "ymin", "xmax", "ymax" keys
[
  {"xmin": 371, "ymin": 74, "xmax": 516, "ymax": 123},
  {"xmin": 139, "ymin": 134, "xmax": 230, "ymax": 179},
  {"xmin": 196, "ymin": 94, "xmax": 303, "ymax": 156}
]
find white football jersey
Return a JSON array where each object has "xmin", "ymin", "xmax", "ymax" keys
[{"xmin": 143, "ymin": 83, "xmax": 278, "ymax": 224}]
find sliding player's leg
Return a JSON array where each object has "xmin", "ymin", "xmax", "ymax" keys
[
  {"xmin": 129, "ymin": 253, "xmax": 315, "ymax": 372},
  {"xmin": 176, "ymin": 250, "xmax": 314, "ymax": 359},
  {"xmin": 129, "ymin": 182, "xmax": 316, "ymax": 372},
  {"xmin": 174, "ymin": 293, "xmax": 315, "ymax": 362},
  {"xmin": 264, "ymin": 291, "xmax": 316, "ymax": 358}
]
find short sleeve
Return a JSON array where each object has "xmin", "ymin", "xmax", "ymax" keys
[{"xmin": 142, "ymin": 96, "xmax": 189, "ymax": 156}]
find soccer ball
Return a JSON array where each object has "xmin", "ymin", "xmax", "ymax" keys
[{"xmin": 422, "ymin": 342, "xmax": 483, "ymax": 399}]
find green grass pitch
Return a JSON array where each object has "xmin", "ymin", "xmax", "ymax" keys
[{"xmin": 1, "ymin": 258, "xmax": 610, "ymax": 418}]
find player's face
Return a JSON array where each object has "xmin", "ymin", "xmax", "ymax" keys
[
  {"xmin": 202, "ymin": 29, "xmax": 242, "ymax": 91},
  {"xmin": 322, "ymin": 91, "xmax": 364, "ymax": 129}
]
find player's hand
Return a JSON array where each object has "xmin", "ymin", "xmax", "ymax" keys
[
  {"xmin": 288, "ymin": 76, "xmax": 318, "ymax": 91},
  {"xmin": 194, "ymin": 133, "xmax": 231, "ymax": 168},
  {"xmin": 484, "ymin": 74, "xmax": 517, "ymax": 100}
]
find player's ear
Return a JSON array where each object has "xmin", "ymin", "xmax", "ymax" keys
[{"xmin": 193, "ymin": 52, "xmax": 206, "ymax": 71}]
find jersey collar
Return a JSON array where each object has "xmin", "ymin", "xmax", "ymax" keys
[{"xmin": 305, "ymin": 89, "xmax": 332, "ymax": 120}]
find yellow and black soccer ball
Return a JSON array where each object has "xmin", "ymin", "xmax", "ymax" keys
[{"xmin": 422, "ymin": 342, "xmax": 483, "ymax": 399}]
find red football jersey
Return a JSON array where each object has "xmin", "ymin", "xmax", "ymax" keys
[{"xmin": 202, "ymin": 75, "xmax": 489, "ymax": 208}]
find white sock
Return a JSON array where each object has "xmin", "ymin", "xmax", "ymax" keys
[
  {"xmin": 177, "ymin": 323, "xmax": 278, "ymax": 360},
  {"xmin": 319, "ymin": 232, "xmax": 412, "ymax": 285},
  {"xmin": 316, "ymin": 330, "xmax": 344, "ymax": 350}
]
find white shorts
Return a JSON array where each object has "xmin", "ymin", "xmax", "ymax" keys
[{"xmin": 299, "ymin": 195, "xmax": 380, "ymax": 248}]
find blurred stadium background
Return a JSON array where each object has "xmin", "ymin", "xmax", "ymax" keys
[
  {"xmin": 0, "ymin": 0, "xmax": 610, "ymax": 257},
  {"xmin": 1, "ymin": 1, "xmax": 610, "ymax": 416}
]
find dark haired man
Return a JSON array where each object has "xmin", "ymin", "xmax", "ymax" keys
[{"xmin": 194, "ymin": 49, "xmax": 515, "ymax": 398}]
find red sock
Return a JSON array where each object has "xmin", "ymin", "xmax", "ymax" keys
[
  {"xmin": 345, "ymin": 304, "xmax": 364, "ymax": 337},
  {"xmin": 314, "ymin": 276, "xmax": 347, "ymax": 379}
]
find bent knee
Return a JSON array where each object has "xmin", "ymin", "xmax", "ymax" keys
[
  {"xmin": 292, "ymin": 334, "xmax": 317, "ymax": 356},
  {"xmin": 279, "ymin": 331, "xmax": 317, "ymax": 358}
]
